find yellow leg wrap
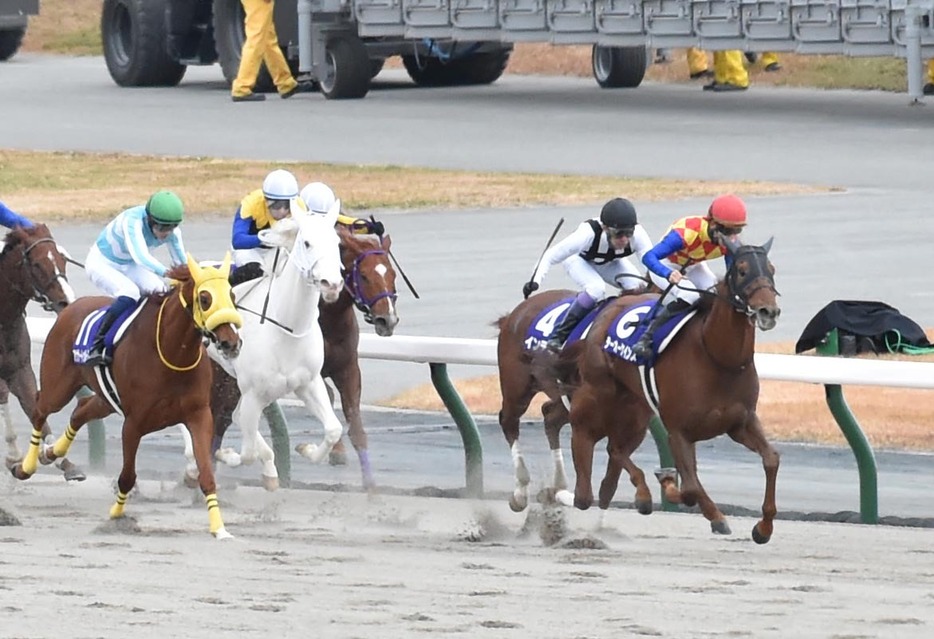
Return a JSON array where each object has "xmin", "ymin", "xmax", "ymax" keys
[
  {"xmin": 109, "ymin": 490, "xmax": 128, "ymax": 519},
  {"xmin": 52, "ymin": 424, "xmax": 78, "ymax": 458},
  {"xmin": 21, "ymin": 428, "xmax": 43, "ymax": 476},
  {"xmin": 206, "ymin": 493, "xmax": 227, "ymax": 536}
]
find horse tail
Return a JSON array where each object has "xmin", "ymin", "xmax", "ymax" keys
[{"xmin": 492, "ymin": 315, "xmax": 510, "ymax": 332}]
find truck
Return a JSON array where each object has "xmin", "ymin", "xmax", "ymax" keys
[
  {"xmin": 0, "ymin": 0, "xmax": 38, "ymax": 61},
  {"xmin": 101, "ymin": 0, "xmax": 934, "ymax": 100}
]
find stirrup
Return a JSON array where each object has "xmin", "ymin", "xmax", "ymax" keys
[{"xmin": 84, "ymin": 345, "xmax": 111, "ymax": 366}]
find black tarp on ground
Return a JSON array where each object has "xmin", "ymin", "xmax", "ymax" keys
[{"xmin": 795, "ymin": 300, "xmax": 932, "ymax": 355}]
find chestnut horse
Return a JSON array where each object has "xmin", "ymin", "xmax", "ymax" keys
[
  {"xmin": 569, "ymin": 239, "xmax": 781, "ymax": 542},
  {"xmin": 0, "ymin": 224, "xmax": 83, "ymax": 480},
  {"xmin": 11, "ymin": 256, "xmax": 243, "ymax": 539},
  {"xmin": 209, "ymin": 227, "xmax": 399, "ymax": 489}
]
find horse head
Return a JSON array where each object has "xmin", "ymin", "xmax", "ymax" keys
[
  {"xmin": 288, "ymin": 201, "xmax": 344, "ymax": 303},
  {"xmin": 723, "ymin": 238, "xmax": 780, "ymax": 331},
  {"xmin": 338, "ymin": 226, "xmax": 399, "ymax": 336},
  {"xmin": 186, "ymin": 253, "xmax": 243, "ymax": 358},
  {"xmin": 1, "ymin": 224, "xmax": 76, "ymax": 313}
]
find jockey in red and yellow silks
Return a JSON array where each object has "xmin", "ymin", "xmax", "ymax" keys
[{"xmin": 632, "ymin": 194, "xmax": 747, "ymax": 358}]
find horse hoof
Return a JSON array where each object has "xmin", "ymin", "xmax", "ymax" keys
[
  {"xmin": 573, "ymin": 498, "xmax": 592, "ymax": 511},
  {"xmin": 213, "ymin": 528, "xmax": 234, "ymax": 541},
  {"xmin": 635, "ymin": 499, "xmax": 653, "ymax": 516},
  {"xmin": 554, "ymin": 490, "xmax": 575, "ymax": 507},
  {"xmin": 710, "ymin": 520, "xmax": 732, "ymax": 535},
  {"xmin": 63, "ymin": 467, "xmax": 87, "ymax": 482},
  {"xmin": 261, "ymin": 475, "xmax": 279, "ymax": 492},
  {"xmin": 508, "ymin": 496, "xmax": 528, "ymax": 513},
  {"xmin": 10, "ymin": 464, "xmax": 30, "ymax": 481},
  {"xmin": 328, "ymin": 450, "xmax": 348, "ymax": 466},
  {"xmin": 751, "ymin": 524, "xmax": 771, "ymax": 545}
]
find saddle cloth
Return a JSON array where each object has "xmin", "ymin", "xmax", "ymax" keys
[
  {"xmin": 524, "ymin": 297, "xmax": 611, "ymax": 351},
  {"xmin": 72, "ymin": 300, "xmax": 147, "ymax": 365},
  {"xmin": 602, "ymin": 302, "xmax": 698, "ymax": 366}
]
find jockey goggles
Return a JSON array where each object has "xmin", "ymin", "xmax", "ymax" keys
[
  {"xmin": 716, "ymin": 224, "xmax": 743, "ymax": 237},
  {"xmin": 266, "ymin": 198, "xmax": 291, "ymax": 220},
  {"xmin": 149, "ymin": 217, "xmax": 178, "ymax": 233},
  {"xmin": 607, "ymin": 226, "xmax": 634, "ymax": 239}
]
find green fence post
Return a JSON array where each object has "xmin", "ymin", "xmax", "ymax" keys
[
  {"xmin": 429, "ymin": 362, "xmax": 483, "ymax": 498},
  {"xmin": 76, "ymin": 387, "xmax": 106, "ymax": 472},
  {"xmin": 648, "ymin": 415, "xmax": 678, "ymax": 512},
  {"xmin": 263, "ymin": 402, "xmax": 291, "ymax": 487},
  {"xmin": 816, "ymin": 329, "xmax": 879, "ymax": 524}
]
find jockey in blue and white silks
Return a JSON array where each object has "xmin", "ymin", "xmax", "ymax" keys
[{"xmin": 84, "ymin": 191, "xmax": 187, "ymax": 365}]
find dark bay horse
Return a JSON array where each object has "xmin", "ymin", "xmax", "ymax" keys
[
  {"xmin": 11, "ymin": 256, "xmax": 243, "ymax": 538},
  {"xmin": 210, "ymin": 227, "xmax": 398, "ymax": 489},
  {"xmin": 569, "ymin": 239, "xmax": 781, "ymax": 542},
  {"xmin": 0, "ymin": 224, "xmax": 84, "ymax": 480},
  {"xmin": 495, "ymin": 289, "xmax": 627, "ymax": 512}
]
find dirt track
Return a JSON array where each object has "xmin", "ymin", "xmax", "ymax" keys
[{"xmin": 2, "ymin": 474, "xmax": 932, "ymax": 639}]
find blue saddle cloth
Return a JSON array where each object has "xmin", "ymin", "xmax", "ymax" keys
[
  {"xmin": 524, "ymin": 297, "xmax": 611, "ymax": 352},
  {"xmin": 602, "ymin": 302, "xmax": 697, "ymax": 366},
  {"xmin": 72, "ymin": 303, "xmax": 140, "ymax": 365}
]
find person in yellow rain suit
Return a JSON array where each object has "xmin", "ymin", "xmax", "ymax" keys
[
  {"xmin": 231, "ymin": 0, "xmax": 299, "ymax": 102},
  {"xmin": 703, "ymin": 51, "xmax": 749, "ymax": 92},
  {"xmin": 687, "ymin": 48, "xmax": 713, "ymax": 80},
  {"xmin": 925, "ymin": 60, "xmax": 934, "ymax": 95}
]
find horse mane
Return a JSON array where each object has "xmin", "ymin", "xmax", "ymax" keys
[{"xmin": 145, "ymin": 264, "xmax": 192, "ymax": 302}]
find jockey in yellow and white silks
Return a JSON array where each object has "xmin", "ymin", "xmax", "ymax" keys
[
  {"xmin": 631, "ymin": 194, "xmax": 747, "ymax": 358},
  {"xmin": 300, "ymin": 181, "xmax": 385, "ymax": 237}
]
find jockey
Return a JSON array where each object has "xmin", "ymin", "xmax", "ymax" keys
[
  {"xmin": 230, "ymin": 169, "xmax": 308, "ymax": 285},
  {"xmin": 524, "ymin": 197, "xmax": 653, "ymax": 352},
  {"xmin": 0, "ymin": 200, "xmax": 34, "ymax": 229},
  {"xmin": 631, "ymin": 193, "xmax": 747, "ymax": 358},
  {"xmin": 299, "ymin": 181, "xmax": 385, "ymax": 237},
  {"xmin": 85, "ymin": 190, "xmax": 187, "ymax": 365}
]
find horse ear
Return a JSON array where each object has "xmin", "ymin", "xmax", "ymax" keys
[
  {"xmin": 762, "ymin": 237, "xmax": 774, "ymax": 254},
  {"xmin": 324, "ymin": 199, "xmax": 341, "ymax": 227},
  {"xmin": 381, "ymin": 234, "xmax": 392, "ymax": 250},
  {"xmin": 186, "ymin": 253, "xmax": 204, "ymax": 281},
  {"xmin": 219, "ymin": 252, "xmax": 233, "ymax": 279},
  {"xmin": 289, "ymin": 197, "xmax": 307, "ymax": 219}
]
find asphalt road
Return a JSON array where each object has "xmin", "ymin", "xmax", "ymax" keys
[{"xmin": 5, "ymin": 54, "xmax": 934, "ymax": 521}]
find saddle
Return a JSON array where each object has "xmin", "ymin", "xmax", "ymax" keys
[
  {"xmin": 72, "ymin": 300, "xmax": 146, "ymax": 365},
  {"xmin": 603, "ymin": 301, "xmax": 698, "ymax": 366},
  {"xmin": 524, "ymin": 296, "xmax": 613, "ymax": 352}
]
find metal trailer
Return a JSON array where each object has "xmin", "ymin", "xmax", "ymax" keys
[
  {"xmin": 0, "ymin": 0, "xmax": 38, "ymax": 61},
  {"xmin": 101, "ymin": 0, "xmax": 934, "ymax": 100}
]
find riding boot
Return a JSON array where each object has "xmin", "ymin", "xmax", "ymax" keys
[
  {"xmin": 632, "ymin": 299, "xmax": 693, "ymax": 359},
  {"xmin": 545, "ymin": 297, "xmax": 593, "ymax": 352},
  {"xmin": 85, "ymin": 296, "xmax": 136, "ymax": 366},
  {"xmin": 229, "ymin": 262, "xmax": 264, "ymax": 287}
]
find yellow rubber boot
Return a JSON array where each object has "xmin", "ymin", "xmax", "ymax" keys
[
  {"xmin": 761, "ymin": 52, "xmax": 781, "ymax": 71},
  {"xmin": 712, "ymin": 51, "xmax": 750, "ymax": 89}
]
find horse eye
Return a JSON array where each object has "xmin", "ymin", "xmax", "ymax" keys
[
  {"xmin": 199, "ymin": 291, "xmax": 213, "ymax": 311},
  {"xmin": 304, "ymin": 241, "xmax": 310, "ymax": 248}
]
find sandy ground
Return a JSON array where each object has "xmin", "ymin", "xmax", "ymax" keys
[{"xmin": 2, "ymin": 474, "xmax": 933, "ymax": 639}]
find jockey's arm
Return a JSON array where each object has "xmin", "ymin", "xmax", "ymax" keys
[
  {"xmin": 122, "ymin": 212, "xmax": 169, "ymax": 277},
  {"xmin": 167, "ymin": 228, "xmax": 186, "ymax": 266},
  {"xmin": 0, "ymin": 200, "xmax": 34, "ymax": 229},
  {"xmin": 231, "ymin": 207, "xmax": 262, "ymax": 250},
  {"xmin": 341, "ymin": 214, "xmax": 384, "ymax": 236},
  {"xmin": 642, "ymin": 230, "xmax": 686, "ymax": 280},
  {"xmin": 532, "ymin": 221, "xmax": 593, "ymax": 286}
]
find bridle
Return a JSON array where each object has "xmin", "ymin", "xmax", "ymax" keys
[
  {"xmin": 723, "ymin": 245, "xmax": 779, "ymax": 317},
  {"xmin": 342, "ymin": 247, "xmax": 397, "ymax": 325},
  {"xmin": 1, "ymin": 236, "xmax": 70, "ymax": 312}
]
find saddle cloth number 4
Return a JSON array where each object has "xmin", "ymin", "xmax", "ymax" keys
[{"xmin": 534, "ymin": 302, "xmax": 572, "ymax": 337}]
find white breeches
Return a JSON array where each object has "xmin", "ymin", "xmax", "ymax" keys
[
  {"xmin": 563, "ymin": 255, "xmax": 643, "ymax": 302},
  {"xmin": 86, "ymin": 245, "xmax": 166, "ymax": 300},
  {"xmin": 648, "ymin": 259, "xmax": 718, "ymax": 305},
  {"xmin": 233, "ymin": 247, "xmax": 267, "ymax": 267}
]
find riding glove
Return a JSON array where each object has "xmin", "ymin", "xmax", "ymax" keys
[{"xmin": 522, "ymin": 281, "xmax": 539, "ymax": 299}]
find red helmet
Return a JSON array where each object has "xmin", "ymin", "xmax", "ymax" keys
[{"xmin": 708, "ymin": 194, "xmax": 747, "ymax": 227}]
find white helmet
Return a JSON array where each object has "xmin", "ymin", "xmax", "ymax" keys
[
  {"xmin": 262, "ymin": 169, "xmax": 299, "ymax": 200},
  {"xmin": 300, "ymin": 182, "xmax": 336, "ymax": 214}
]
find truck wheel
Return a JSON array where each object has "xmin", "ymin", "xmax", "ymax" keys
[
  {"xmin": 451, "ymin": 47, "xmax": 511, "ymax": 85},
  {"xmin": 101, "ymin": 0, "xmax": 186, "ymax": 86},
  {"xmin": 0, "ymin": 27, "xmax": 26, "ymax": 62},
  {"xmin": 591, "ymin": 45, "xmax": 646, "ymax": 89},
  {"xmin": 401, "ymin": 55, "xmax": 456, "ymax": 87},
  {"xmin": 319, "ymin": 36, "xmax": 370, "ymax": 100},
  {"xmin": 213, "ymin": 0, "xmax": 297, "ymax": 93},
  {"xmin": 369, "ymin": 58, "xmax": 385, "ymax": 80}
]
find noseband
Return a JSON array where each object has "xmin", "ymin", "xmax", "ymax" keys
[
  {"xmin": 343, "ymin": 248, "xmax": 397, "ymax": 325},
  {"xmin": 725, "ymin": 246, "xmax": 779, "ymax": 317},
  {"xmin": 2, "ymin": 237, "xmax": 69, "ymax": 312}
]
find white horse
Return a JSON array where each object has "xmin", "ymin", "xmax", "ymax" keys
[{"xmin": 182, "ymin": 203, "xmax": 345, "ymax": 490}]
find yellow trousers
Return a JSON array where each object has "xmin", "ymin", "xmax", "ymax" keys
[
  {"xmin": 713, "ymin": 51, "xmax": 749, "ymax": 88},
  {"xmin": 761, "ymin": 52, "xmax": 779, "ymax": 68},
  {"xmin": 687, "ymin": 47, "xmax": 709, "ymax": 75},
  {"xmin": 927, "ymin": 60, "xmax": 934, "ymax": 84},
  {"xmin": 232, "ymin": 0, "xmax": 297, "ymax": 97}
]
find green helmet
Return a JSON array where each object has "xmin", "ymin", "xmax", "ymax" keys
[{"xmin": 146, "ymin": 191, "xmax": 185, "ymax": 225}]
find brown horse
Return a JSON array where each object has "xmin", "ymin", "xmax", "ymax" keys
[
  {"xmin": 495, "ymin": 289, "xmax": 626, "ymax": 513},
  {"xmin": 0, "ymin": 224, "xmax": 84, "ymax": 480},
  {"xmin": 210, "ymin": 227, "xmax": 398, "ymax": 488},
  {"xmin": 11, "ymin": 256, "xmax": 243, "ymax": 538},
  {"xmin": 569, "ymin": 239, "xmax": 781, "ymax": 542}
]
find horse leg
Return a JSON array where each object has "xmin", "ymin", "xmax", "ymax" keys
[
  {"xmin": 45, "ymin": 394, "xmax": 113, "ymax": 464},
  {"xmin": 542, "ymin": 398, "xmax": 570, "ymax": 494},
  {"xmin": 323, "ymin": 381, "xmax": 348, "ymax": 466},
  {"xmin": 217, "ymin": 393, "xmax": 263, "ymax": 467},
  {"xmin": 185, "ymin": 408, "xmax": 233, "ymax": 539},
  {"xmin": 294, "ymin": 377, "xmax": 343, "ymax": 464},
  {"xmin": 178, "ymin": 424, "xmax": 200, "ymax": 489},
  {"xmin": 567, "ymin": 387, "xmax": 602, "ymax": 511},
  {"xmin": 1, "ymin": 381, "xmax": 20, "ymax": 469},
  {"xmin": 668, "ymin": 430, "xmax": 730, "ymax": 535},
  {"xmin": 329, "ymin": 366, "xmax": 375, "ymax": 490},
  {"xmin": 729, "ymin": 415, "xmax": 780, "ymax": 544},
  {"xmin": 498, "ymin": 376, "xmax": 535, "ymax": 513},
  {"xmin": 110, "ymin": 419, "xmax": 143, "ymax": 521}
]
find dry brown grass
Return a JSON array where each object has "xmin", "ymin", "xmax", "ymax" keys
[
  {"xmin": 382, "ymin": 337, "xmax": 934, "ymax": 451},
  {"xmin": 0, "ymin": 149, "xmax": 824, "ymax": 221}
]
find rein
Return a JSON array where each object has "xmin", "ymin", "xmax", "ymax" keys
[
  {"xmin": 0, "ymin": 236, "xmax": 68, "ymax": 311},
  {"xmin": 155, "ymin": 295, "xmax": 203, "ymax": 372},
  {"xmin": 343, "ymin": 248, "xmax": 398, "ymax": 325}
]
